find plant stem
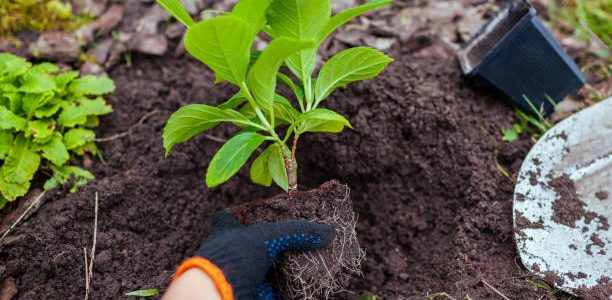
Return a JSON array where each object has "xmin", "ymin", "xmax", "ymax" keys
[
  {"xmin": 303, "ymin": 75, "xmax": 313, "ymax": 111},
  {"xmin": 239, "ymin": 82, "xmax": 272, "ymax": 130},
  {"xmin": 285, "ymin": 134, "xmax": 299, "ymax": 192}
]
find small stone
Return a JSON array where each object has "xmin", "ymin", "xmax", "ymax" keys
[
  {"xmin": 399, "ymin": 273, "xmax": 409, "ymax": 280},
  {"xmin": 80, "ymin": 62, "xmax": 107, "ymax": 77},
  {"xmin": 335, "ymin": 29, "xmax": 367, "ymax": 46},
  {"xmin": 72, "ymin": 0, "xmax": 108, "ymax": 17},
  {"xmin": 89, "ymin": 38, "xmax": 113, "ymax": 64},
  {"xmin": 137, "ymin": 5, "xmax": 170, "ymax": 36},
  {"xmin": 29, "ymin": 32, "xmax": 80, "ymax": 63},
  {"xmin": 0, "ymin": 277, "xmax": 17, "ymax": 300},
  {"xmin": 136, "ymin": 35, "xmax": 168, "ymax": 56},
  {"xmin": 165, "ymin": 22, "xmax": 186, "ymax": 39},
  {"xmin": 180, "ymin": 0, "xmax": 205, "ymax": 15},
  {"xmin": 331, "ymin": 0, "xmax": 356, "ymax": 13},
  {"xmin": 212, "ymin": 0, "xmax": 239, "ymax": 12},
  {"xmin": 363, "ymin": 36, "xmax": 397, "ymax": 50},
  {"xmin": 74, "ymin": 23, "xmax": 96, "ymax": 45},
  {"xmin": 94, "ymin": 4, "xmax": 124, "ymax": 36},
  {"xmin": 105, "ymin": 40, "xmax": 128, "ymax": 68}
]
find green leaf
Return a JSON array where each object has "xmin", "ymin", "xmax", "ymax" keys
[
  {"xmin": 22, "ymin": 92, "xmax": 54, "ymax": 118},
  {"xmin": 58, "ymin": 97, "xmax": 113, "ymax": 127},
  {"xmin": 163, "ymin": 104, "xmax": 258, "ymax": 155},
  {"xmin": 43, "ymin": 176, "xmax": 61, "ymax": 191},
  {"xmin": 0, "ymin": 83, "xmax": 18, "ymax": 92},
  {"xmin": 0, "ymin": 106, "xmax": 27, "ymax": 131},
  {"xmin": 318, "ymin": 0, "xmax": 392, "ymax": 43},
  {"xmin": 2, "ymin": 136, "xmax": 40, "ymax": 184},
  {"xmin": 54, "ymin": 70, "xmax": 80, "ymax": 90},
  {"xmin": 267, "ymin": 143, "xmax": 288, "ymax": 191},
  {"xmin": 125, "ymin": 288, "xmax": 160, "ymax": 297},
  {"xmin": 247, "ymin": 37, "xmax": 314, "ymax": 113},
  {"xmin": 206, "ymin": 132, "xmax": 266, "ymax": 187},
  {"xmin": 156, "ymin": 0, "xmax": 194, "ymax": 28},
  {"xmin": 273, "ymin": 95, "xmax": 299, "ymax": 124},
  {"xmin": 250, "ymin": 145, "xmax": 273, "ymax": 186},
  {"xmin": 63, "ymin": 128, "xmax": 95, "ymax": 150},
  {"xmin": 40, "ymin": 133, "xmax": 70, "ymax": 166},
  {"xmin": 0, "ymin": 172, "xmax": 29, "ymax": 201},
  {"xmin": 20, "ymin": 72, "xmax": 56, "ymax": 93},
  {"xmin": 217, "ymin": 92, "xmax": 247, "ymax": 110},
  {"xmin": 502, "ymin": 128, "xmax": 518, "ymax": 142},
  {"xmin": 277, "ymin": 73, "xmax": 304, "ymax": 103},
  {"xmin": 35, "ymin": 99, "xmax": 62, "ymax": 118},
  {"xmin": 267, "ymin": 0, "xmax": 330, "ymax": 79},
  {"xmin": 29, "ymin": 62, "xmax": 59, "ymax": 74},
  {"xmin": 0, "ymin": 53, "xmax": 30, "ymax": 76},
  {"xmin": 295, "ymin": 109, "xmax": 352, "ymax": 134},
  {"xmin": 231, "ymin": 0, "xmax": 273, "ymax": 33},
  {"xmin": 4, "ymin": 93, "xmax": 23, "ymax": 113},
  {"xmin": 0, "ymin": 130, "xmax": 14, "ymax": 159},
  {"xmin": 48, "ymin": 165, "xmax": 95, "ymax": 193},
  {"xmin": 0, "ymin": 196, "xmax": 7, "ymax": 209},
  {"xmin": 185, "ymin": 16, "xmax": 253, "ymax": 85},
  {"xmin": 315, "ymin": 47, "xmax": 393, "ymax": 104},
  {"xmin": 357, "ymin": 295, "xmax": 381, "ymax": 300},
  {"xmin": 26, "ymin": 119, "xmax": 56, "ymax": 143},
  {"xmin": 68, "ymin": 75, "xmax": 115, "ymax": 96}
]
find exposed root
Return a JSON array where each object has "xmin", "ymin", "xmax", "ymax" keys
[
  {"xmin": 0, "ymin": 191, "xmax": 46, "ymax": 243},
  {"xmin": 84, "ymin": 247, "xmax": 90, "ymax": 300},
  {"xmin": 84, "ymin": 193, "xmax": 99, "ymax": 300},
  {"xmin": 274, "ymin": 185, "xmax": 365, "ymax": 300},
  {"xmin": 481, "ymin": 279, "xmax": 511, "ymax": 300},
  {"xmin": 94, "ymin": 110, "xmax": 159, "ymax": 142}
]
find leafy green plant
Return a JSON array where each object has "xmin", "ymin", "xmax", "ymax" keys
[
  {"xmin": 0, "ymin": 53, "xmax": 114, "ymax": 208},
  {"xmin": 158, "ymin": 0, "xmax": 393, "ymax": 191},
  {"xmin": 501, "ymin": 96, "xmax": 554, "ymax": 142}
]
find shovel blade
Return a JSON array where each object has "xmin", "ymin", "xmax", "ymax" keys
[{"xmin": 514, "ymin": 97, "xmax": 612, "ymax": 298}]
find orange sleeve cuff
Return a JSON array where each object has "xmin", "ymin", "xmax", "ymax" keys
[{"xmin": 174, "ymin": 257, "xmax": 234, "ymax": 300}]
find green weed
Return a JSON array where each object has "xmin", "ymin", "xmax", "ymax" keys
[
  {"xmin": 501, "ymin": 96, "xmax": 554, "ymax": 142},
  {"xmin": 0, "ymin": 53, "xmax": 114, "ymax": 208}
]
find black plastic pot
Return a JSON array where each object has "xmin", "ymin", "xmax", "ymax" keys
[{"xmin": 458, "ymin": 0, "xmax": 586, "ymax": 116}]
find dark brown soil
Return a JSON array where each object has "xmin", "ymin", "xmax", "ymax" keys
[
  {"xmin": 232, "ymin": 180, "xmax": 363, "ymax": 300},
  {"xmin": 0, "ymin": 29, "xmax": 578, "ymax": 300},
  {"xmin": 550, "ymin": 174, "xmax": 585, "ymax": 228},
  {"xmin": 595, "ymin": 190, "xmax": 609, "ymax": 200}
]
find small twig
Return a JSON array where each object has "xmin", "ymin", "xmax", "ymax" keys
[
  {"xmin": 84, "ymin": 247, "xmax": 90, "ymax": 300},
  {"xmin": 0, "ymin": 191, "xmax": 46, "ymax": 243},
  {"xmin": 204, "ymin": 134, "xmax": 227, "ymax": 143},
  {"xmin": 94, "ymin": 109, "xmax": 159, "ymax": 142},
  {"xmin": 89, "ymin": 193, "xmax": 99, "ymax": 282},
  {"xmin": 83, "ymin": 193, "xmax": 99, "ymax": 300},
  {"xmin": 481, "ymin": 279, "xmax": 511, "ymax": 300}
]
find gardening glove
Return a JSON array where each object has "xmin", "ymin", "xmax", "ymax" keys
[{"xmin": 173, "ymin": 210, "xmax": 336, "ymax": 300}]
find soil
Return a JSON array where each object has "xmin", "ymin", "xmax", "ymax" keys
[
  {"xmin": 595, "ymin": 190, "xmax": 608, "ymax": 200},
  {"xmin": 0, "ymin": 5, "xmax": 595, "ymax": 300},
  {"xmin": 549, "ymin": 174, "xmax": 586, "ymax": 228},
  {"xmin": 231, "ymin": 180, "xmax": 363, "ymax": 300}
]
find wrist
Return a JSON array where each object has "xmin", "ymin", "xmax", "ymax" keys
[{"xmin": 174, "ymin": 257, "xmax": 234, "ymax": 300}]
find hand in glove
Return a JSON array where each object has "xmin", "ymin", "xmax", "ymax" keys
[{"xmin": 173, "ymin": 210, "xmax": 336, "ymax": 300}]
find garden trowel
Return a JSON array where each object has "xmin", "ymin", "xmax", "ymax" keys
[{"xmin": 513, "ymin": 97, "xmax": 611, "ymax": 298}]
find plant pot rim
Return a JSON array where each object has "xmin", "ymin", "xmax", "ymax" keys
[{"xmin": 457, "ymin": 0, "xmax": 533, "ymax": 74}]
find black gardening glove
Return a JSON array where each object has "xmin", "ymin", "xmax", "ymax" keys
[{"xmin": 194, "ymin": 210, "xmax": 335, "ymax": 300}]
